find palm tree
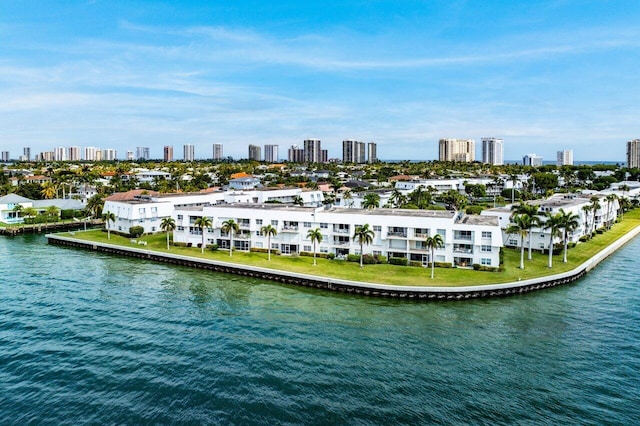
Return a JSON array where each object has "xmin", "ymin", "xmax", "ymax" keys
[
  {"xmin": 101, "ymin": 210, "xmax": 115, "ymax": 240},
  {"xmin": 581, "ymin": 205, "xmax": 592, "ymax": 238},
  {"xmin": 509, "ymin": 173, "xmax": 519, "ymax": 203},
  {"xmin": 389, "ymin": 188, "xmax": 406, "ymax": 208},
  {"xmin": 343, "ymin": 190, "xmax": 354, "ymax": 208},
  {"xmin": 194, "ymin": 216, "xmax": 213, "ymax": 253},
  {"xmin": 23, "ymin": 207, "xmax": 37, "ymax": 222},
  {"xmin": 85, "ymin": 194, "xmax": 105, "ymax": 218},
  {"xmin": 424, "ymin": 234, "xmax": 444, "ymax": 279},
  {"xmin": 292, "ymin": 195, "xmax": 304, "ymax": 206},
  {"xmin": 557, "ymin": 209, "xmax": 580, "ymax": 263},
  {"xmin": 221, "ymin": 218, "xmax": 240, "ymax": 256},
  {"xmin": 506, "ymin": 214, "xmax": 531, "ymax": 269},
  {"xmin": 261, "ymin": 224, "xmax": 278, "ymax": 261},
  {"xmin": 45, "ymin": 205, "xmax": 60, "ymax": 221},
  {"xmin": 353, "ymin": 224, "xmax": 375, "ymax": 268},
  {"xmin": 605, "ymin": 194, "xmax": 618, "ymax": 229},
  {"xmin": 543, "ymin": 211, "xmax": 563, "ymax": 268},
  {"xmin": 41, "ymin": 182, "xmax": 57, "ymax": 199},
  {"xmin": 589, "ymin": 196, "xmax": 601, "ymax": 234},
  {"xmin": 160, "ymin": 217, "xmax": 176, "ymax": 250},
  {"xmin": 511, "ymin": 202, "xmax": 540, "ymax": 260},
  {"xmin": 12, "ymin": 204, "xmax": 23, "ymax": 220},
  {"xmin": 362, "ymin": 193, "xmax": 380, "ymax": 209},
  {"xmin": 306, "ymin": 228, "xmax": 323, "ymax": 266}
]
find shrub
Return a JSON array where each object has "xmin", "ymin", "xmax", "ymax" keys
[
  {"xmin": 473, "ymin": 264, "xmax": 501, "ymax": 272},
  {"xmin": 579, "ymin": 235, "xmax": 590, "ymax": 242},
  {"xmin": 299, "ymin": 251, "xmax": 333, "ymax": 259},
  {"xmin": 346, "ymin": 254, "xmax": 361, "ymax": 263},
  {"xmin": 129, "ymin": 226, "xmax": 144, "ymax": 238},
  {"xmin": 389, "ymin": 257, "xmax": 408, "ymax": 266},
  {"xmin": 465, "ymin": 205, "xmax": 484, "ymax": 215},
  {"xmin": 568, "ymin": 242, "xmax": 577, "ymax": 248},
  {"xmin": 434, "ymin": 261, "xmax": 453, "ymax": 268},
  {"xmin": 409, "ymin": 261, "xmax": 423, "ymax": 267},
  {"xmin": 210, "ymin": 243, "xmax": 219, "ymax": 251},
  {"xmin": 60, "ymin": 209, "xmax": 84, "ymax": 220},
  {"xmin": 250, "ymin": 247, "xmax": 281, "ymax": 255}
]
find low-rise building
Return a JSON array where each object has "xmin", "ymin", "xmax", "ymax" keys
[{"xmin": 172, "ymin": 204, "xmax": 503, "ymax": 268}]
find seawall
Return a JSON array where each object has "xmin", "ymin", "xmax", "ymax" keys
[{"xmin": 47, "ymin": 227, "xmax": 640, "ymax": 301}]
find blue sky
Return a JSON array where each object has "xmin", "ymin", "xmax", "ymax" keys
[{"xmin": 1, "ymin": 0, "xmax": 639, "ymax": 162}]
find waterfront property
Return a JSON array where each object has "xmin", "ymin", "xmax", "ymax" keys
[
  {"xmin": 0, "ymin": 193, "xmax": 84, "ymax": 224},
  {"xmin": 171, "ymin": 204, "xmax": 503, "ymax": 268}
]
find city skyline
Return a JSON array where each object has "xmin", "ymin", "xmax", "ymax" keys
[{"xmin": 1, "ymin": 1, "xmax": 639, "ymax": 161}]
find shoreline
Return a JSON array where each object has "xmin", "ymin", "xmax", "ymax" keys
[{"xmin": 46, "ymin": 225, "xmax": 640, "ymax": 301}]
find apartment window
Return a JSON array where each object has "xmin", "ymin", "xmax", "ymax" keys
[
  {"xmin": 256, "ymin": 219, "xmax": 263, "ymax": 225},
  {"xmin": 320, "ymin": 247, "xmax": 329, "ymax": 253},
  {"xmin": 139, "ymin": 208, "xmax": 145, "ymax": 214},
  {"xmin": 373, "ymin": 226, "xmax": 381, "ymax": 232},
  {"xmin": 151, "ymin": 207, "xmax": 157, "ymax": 213},
  {"xmin": 302, "ymin": 222, "xmax": 310, "ymax": 227},
  {"xmin": 437, "ymin": 229, "xmax": 446, "ymax": 238},
  {"xmin": 304, "ymin": 245, "xmax": 312, "ymax": 252},
  {"xmin": 482, "ymin": 231, "xmax": 492, "ymax": 238},
  {"xmin": 255, "ymin": 242, "xmax": 263, "ymax": 248},
  {"xmin": 508, "ymin": 239, "xmax": 518, "ymax": 246},
  {"xmin": 481, "ymin": 245, "xmax": 492, "ymax": 252},
  {"xmin": 271, "ymin": 220, "xmax": 278, "ymax": 226},
  {"xmin": 177, "ymin": 215, "xmax": 183, "ymax": 220},
  {"xmin": 481, "ymin": 258, "xmax": 491, "ymax": 265},
  {"xmin": 320, "ymin": 223, "xmax": 328, "ymax": 229},
  {"xmin": 271, "ymin": 243, "xmax": 280, "ymax": 250},
  {"xmin": 373, "ymin": 250, "xmax": 382, "ymax": 256},
  {"xmin": 177, "ymin": 226, "xmax": 185, "ymax": 231}
]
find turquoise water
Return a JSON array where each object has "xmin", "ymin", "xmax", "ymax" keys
[{"xmin": 1, "ymin": 235, "xmax": 639, "ymax": 425}]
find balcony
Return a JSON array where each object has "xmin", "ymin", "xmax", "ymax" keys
[
  {"xmin": 332, "ymin": 227, "xmax": 350, "ymax": 234},
  {"xmin": 281, "ymin": 226, "xmax": 299, "ymax": 232},
  {"xmin": 387, "ymin": 231, "xmax": 407, "ymax": 238},
  {"xmin": 414, "ymin": 232, "xmax": 429, "ymax": 239},
  {"xmin": 333, "ymin": 239, "xmax": 350, "ymax": 246}
]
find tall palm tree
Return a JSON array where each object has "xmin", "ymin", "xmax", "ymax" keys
[
  {"xmin": 581, "ymin": 205, "xmax": 592, "ymax": 238},
  {"xmin": 506, "ymin": 213, "xmax": 531, "ymax": 269},
  {"xmin": 101, "ymin": 210, "xmax": 115, "ymax": 240},
  {"xmin": 343, "ymin": 190, "xmax": 353, "ymax": 208},
  {"xmin": 353, "ymin": 224, "xmax": 375, "ymax": 268},
  {"xmin": 557, "ymin": 209, "xmax": 580, "ymax": 263},
  {"xmin": 194, "ymin": 216, "xmax": 213, "ymax": 254},
  {"xmin": 589, "ymin": 196, "xmax": 601, "ymax": 233},
  {"xmin": 362, "ymin": 193, "xmax": 380, "ymax": 209},
  {"xmin": 543, "ymin": 212, "xmax": 563, "ymax": 268},
  {"xmin": 261, "ymin": 224, "xmax": 278, "ymax": 261},
  {"xmin": 605, "ymin": 194, "xmax": 618, "ymax": 229},
  {"xmin": 511, "ymin": 202, "xmax": 541, "ymax": 260},
  {"xmin": 221, "ymin": 218, "xmax": 240, "ymax": 256},
  {"xmin": 509, "ymin": 173, "xmax": 519, "ymax": 203},
  {"xmin": 160, "ymin": 217, "xmax": 176, "ymax": 250},
  {"xmin": 389, "ymin": 188, "xmax": 406, "ymax": 208},
  {"xmin": 306, "ymin": 228, "xmax": 323, "ymax": 266},
  {"xmin": 619, "ymin": 184, "xmax": 630, "ymax": 219},
  {"xmin": 424, "ymin": 233, "xmax": 444, "ymax": 279},
  {"xmin": 41, "ymin": 182, "xmax": 57, "ymax": 199},
  {"xmin": 85, "ymin": 194, "xmax": 105, "ymax": 218}
]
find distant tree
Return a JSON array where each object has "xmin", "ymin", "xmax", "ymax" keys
[{"xmin": 362, "ymin": 193, "xmax": 380, "ymax": 209}]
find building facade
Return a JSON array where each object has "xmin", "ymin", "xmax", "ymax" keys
[
  {"xmin": 367, "ymin": 142, "xmax": 377, "ymax": 163},
  {"xmin": 522, "ymin": 153, "xmax": 543, "ymax": 166},
  {"xmin": 288, "ymin": 145, "xmax": 304, "ymax": 162},
  {"xmin": 304, "ymin": 139, "xmax": 322, "ymax": 163},
  {"xmin": 627, "ymin": 139, "xmax": 640, "ymax": 168},
  {"xmin": 183, "ymin": 144, "xmax": 195, "ymax": 162},
  {"xmin": 439, "ymin": 139, "xmax": 475, "ymax": 162},
  {"xmin": 68, "ymin": 146, "xmax": 80, "ymax": 161},
  {"xmin": 481, "ymin": 138, "xmax": 504, "ymax": 165},
  {"xmin": 164, "ymin": 146, "xmax": 174, "ymax": 162},
  {"xmin": 213, "ymin": 144, "xmax": 224, "ymax": 161},
  {"xmin": 342, "ymin": 140, "xmax": 366, "ymax": 163},
  {"xmin": 171, "ymin": 204, "xmax": 502, "ymax": 268},
  {"xmin": 136, "ymin": 147, "xmax": 150, "ymax": 161},
  {"xmin": 264, "ymin": 144, "xmax": 279, "ymax": 163},
  {"xmin": 248, "ymin": 144, "xmax": 262, "ymax": 161},
  {"xmin": 557, "ymin": 149, "xmax": 573, "ymax": 166},
  {"xmin": 1, "ymin": 151, "xmax": 9, "ymax": 162}
]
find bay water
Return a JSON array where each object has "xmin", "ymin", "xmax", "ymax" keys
[{"xmin": 1, "ymin": 234, "xmax": 639, "ymax": 424}]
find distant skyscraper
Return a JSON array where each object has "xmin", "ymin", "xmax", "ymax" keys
[
  {"xmin": 481, "ymin": 138, "xmax": 504, "ymax": 165},
  {"xmin": 84, "ymin": 146, "xmax": 98, "ymax": 161},
  {"xmin": 264, "ymin": 144, "xmax": 279, "ymax": 163},
  {"xmin": 213, "ymin": 144, "xmax": 224, "ymax": 161},
  {"xmin": 627, "ymin": 139, "xmax": 640, "ymax": 168},
  {"xmin": 136, "ymin": 147, "xmax": 150, "ymax": 161},
  {"xmin": 342, "ymin": 139, "xmax": 366, "ymax": 163},
  {"xmin": 23, "ymin": 147, "xmax": 31, "ymax": 162},
  {"xmin": 94, "ymin": 150, "xmax": 103, "ymax": 162},
  {"xmin": 1, "ymin": 151, "xmax": 9, "ymax": 162},
  {"xmin": 248, "ymin": 144, "xmax": 262, "ymax": 161},
  {"xmin": 288, "ymin": 145, "xmax": 304, "ymax": 162},
  {"xmin": 304, "ymin": 139, "xmax": 322, "ymax": 163},
  {"xmin": 183, "ymin": 144, "xmax": 195, "ymax": 161},
  {"xmin": 556, "ymin": 149, "xmax": 573, "ymax": 166},
  {"xmin": 103, "ymin": 149, "xmax": 117, "ymax": 161},
  {"xmin": 439, "ymin": 138, "xmax": 475, "ymax": 162},
  {"xmin": 523, "ymin": 153, "xmax": 543, "ymax": 166},
  {"xmin": 126, "ymin": 151, "xmax": 134, "ymax": 161},
  {"xmin": 164, "ymin": 145, "xmax": 174, "ymax": 162},
  {"xmin": 54, "ymin": 146, "xmax": 66, "ymax": 161},
  {"xmin": 68, "ymin": 146, "xmax": 80, "ymax": 161},
  {"xmin": 367, "ymin": 142, "xmax": 377, "ymax": 163}
]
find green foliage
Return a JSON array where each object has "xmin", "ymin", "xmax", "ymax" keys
[
  {"xmin": 250, "ymin": 247, "xmax": 281, "ymax": 255},
  {"xmin": 465, "ymin": 205, "xmax": 484, "ymax": 215},
  {"xmin": 129, "ymin": 226, "xmax": 144, "ymax": 238},
  {"xmin": 472, "ymin": 264, "xmax": 501, "ymax": 272},
  {"xmin": 299, "ymin": 251, "xmax": 334, "ymax": 259},
  {"xmin": 60, "ymin": 209, "xmax": 84, "ymax": 220},
  {"xmin": 409, "ymin": 261, "xmax": 423, "ymax": 267},
  {"xmin": 389, "ymin": 257, "xmax": 408, "ymax": 266}
]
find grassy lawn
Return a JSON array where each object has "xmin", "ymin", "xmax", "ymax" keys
[{"xmin": 57, "ymin": 209, "xmax": 640, "ymax": 287}]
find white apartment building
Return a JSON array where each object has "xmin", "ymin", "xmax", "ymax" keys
[
  {"xmin": 171, "ymin": 204, "xmax": 501, "ymax": 267},
  {"xmin": 627, "ymin": 139, "xmax": 640, "ymax": 168},
  {"xmin": 213, "ymin": 144, "xmax": 224, "ymax": 161},
  {"xmin": 264, "ymin": 144, "xmax": 279, "ymax": 163},
  {"xmin": 523, "ymin": 153, "xmax": 543, "ymax": 166},
  {"xmin": 104, "ymin": 187, "xmax": 325, "ymax": 235},
  {"xmin": 481, "ymin": 194, "xmax": 618, "ymax": 251},
  {"xmin": 482, "ymin": 138, "xmax": 504, "ymax": 165},
  {"xmin": 557, "ymin": 149, "xmax": 573, "ymax": 166},
  {"xmin": 172, "ymin": 204, "xmax": 502, "ymax": 268},
  {"xmin": 68, "ymin": 146, "xmax": 80, "ymax": 161},
  {"xmin": 183, "ymin": 144, "xmax": 195, "ymax": 161}
]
